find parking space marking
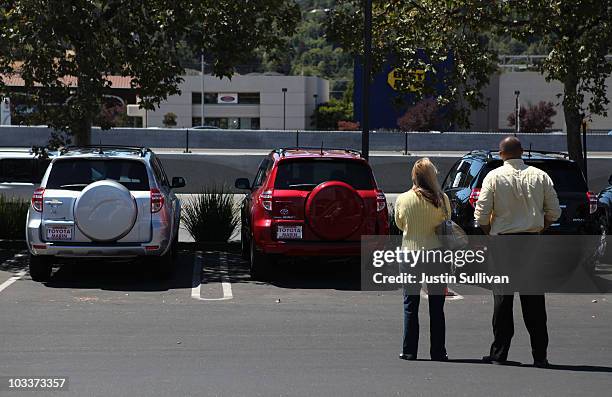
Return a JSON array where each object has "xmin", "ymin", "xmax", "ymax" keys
[
  {"xmin": 0, "ymin": 251, "xmax": 28, "ymax": 294},
  {"xmin": 420, "ymin": 285, "xmax": 464, "ymax": 301},
  {"xmin": 191, "ymin": 252, "xmax": 233, "ymax": 301}
]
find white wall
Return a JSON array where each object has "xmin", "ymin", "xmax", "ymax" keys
[
  {"xmin": 147, "ymin": 75, "xmax": 330, "ymax": 130},
  {"xmin": 498, "ymin": 71, "xmax": 612, "ymax": 131}
]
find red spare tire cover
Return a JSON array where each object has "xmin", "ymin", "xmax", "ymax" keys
[{"xmin": 306, "ymin": 181, "xmax": 365, "ymax": 240}]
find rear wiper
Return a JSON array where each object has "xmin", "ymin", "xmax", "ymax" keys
[
  {"xmin": 287, "ymin": 183, "xmax": 318, "ymax": 188},
  {"xmin": 59, "ymin": 184, "xmax": 88, "ymax": 188}
]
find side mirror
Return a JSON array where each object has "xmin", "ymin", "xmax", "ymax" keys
[
  {"xmin": 235, "ymin": 178, "xmax": 251, "ymax": 190},
  {"xmin": 171, "ymin": 176, "xmax": 186, "ymax": 189}
]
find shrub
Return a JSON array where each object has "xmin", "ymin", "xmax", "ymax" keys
[
  {"xmin": 0, "ymin": 195, "xmax": 29, "ymax": 240},
  {"xmin": 313, "ymin": 98, "xmax": 353, "ymax": 130},
  {"xmin": 181, "ymin": 186, "xmax": 238, "ymax": 243},
  {"xmin": 507, "ymin": 101, "xmax": 557, "ymax": 133},
  {"xmin": 337, "ymin": 120, "xmax": 360, "ymax": 131},
  {"xmin": 397, "ymin": 98, "xmax": 441, "ymax": 131},
  {"xmin": 163, "ymin": 112, "xmax": 178, "ymax": 128}
]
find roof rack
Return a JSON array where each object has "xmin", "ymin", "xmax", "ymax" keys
[
  {"xmin": 469, "ymin": 148, "xmax": 570, "ymax": 160},
  {"xmin": 59, "ymin": 145, "xmax": 151, "ymax": 157},
  {"xmin": 275, "ymin": 147, "xmax": 362, "ymax": 157}
]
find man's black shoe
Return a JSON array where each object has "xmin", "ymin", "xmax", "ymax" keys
[
  {"xmin": 482, "ymin": 355, "xmax": 507, "ymax": 365},
  {"xmin": 533, "ymin": 359, "xmax": 549, "ymax": 368},
  {"xmin": 431, "ymin": 354, "xmax": 448, "ymax": 362},
  {"xmin": 399, "ymin": 354, "xmax": 417, "ymax": 361}
]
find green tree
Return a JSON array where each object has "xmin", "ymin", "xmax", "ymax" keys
[
  {"xmin": 507, "ymin": 0, "xmax": 612, "ymax": 169},
  {"xmin": 327, "ymin": 0, "xmax": 500, "ymax": 128},
  {"xmin": 313, "ymin": 98, "xmax": 353, "ymax": 130},
  {"xmin": 327, "ymin": 1, "xmax": 612, "ymax": 170},
  {"xmin": 0, "ymin": 1, "xmax": 300, "ymax": 145}
]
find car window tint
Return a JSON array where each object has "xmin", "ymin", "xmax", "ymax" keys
[
  {"xmin": 443, "ymin": 161, "xmax": 460, "ymax": 189},
  {"xmin": 253, "ymin": 158, "xmax": 271, "ymax": 188},
  {"xmin": 46, "ymin": 159, "xmax": 149, "ymax": 191},
  {"xmin": 152, "ymin": 157, "xmax": 169, "ymax": 187},
  {"xmin": 35, "ymin": 159, "xmax": 51, "ymax": 182},
  {"xmin": 274, "ymin": 159, "xmax": 375, "ymax": 190},
  {"xmin": 450, "ymin": 160, "xmax": 471, "ymax": 188},
  {"xmin": 157, "ymin": 159, "xmax": 170, "ymax": 187},
  {"xmin": 0, "ymin": 159, "xmax": 33, "ymax": 183},
  {"xmin": 477, "ymin": 159, "xmax": 587, "ymax": 192},
  {"xmin": 527, "ymin": 160, "xmax": 588, "ymax": 192}
]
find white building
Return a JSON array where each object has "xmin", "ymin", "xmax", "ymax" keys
[{"xmin": 145, "ymin": 74, "xmax": 329, "ymax": 130}]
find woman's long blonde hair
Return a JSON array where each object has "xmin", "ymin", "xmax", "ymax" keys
[{"xmin": 411, "ymin": 158, "xmax": 443, "ymax": 208}]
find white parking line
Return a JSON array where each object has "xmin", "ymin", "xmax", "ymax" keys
[
  {"xmin": 191, "ymin": 252, "xmax": 233, "ymax": 301},
  {"xmin": 0, "ymin": 251, "xmax": 28, "ymax": 294},
  {"xmin": 420, "ymin": 285, "xmax": 464, "ymax": 301}
]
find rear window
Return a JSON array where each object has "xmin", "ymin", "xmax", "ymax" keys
[
  {"xmin": 274, "ymin": 159, "xmax": 375, "ymax": 190},
  {"xmin": 478, "ymin": 160, "xmax": 587, "ymax": 192},
  {"xmin": 46, "ymin": 159, "xmax": 149, "ymax": 191},
  {"xmin": 0, "ymin": 158, "xmax": 34, "ymax": 183}
]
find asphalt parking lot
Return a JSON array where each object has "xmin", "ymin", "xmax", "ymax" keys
[{"xmin": 0, "ymin": 249, "xmax": 611, "ymax": 397}]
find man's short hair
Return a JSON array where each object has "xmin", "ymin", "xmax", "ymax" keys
[{"xmin": 499, "ymin": 136, "xmax": 523, "ymax": 155}]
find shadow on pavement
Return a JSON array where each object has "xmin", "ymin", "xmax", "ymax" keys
[
  {"xmin": 42, "ymin": 250, "xmax": 195, "ymax": 292},
  {"xmin": 446, "ymin": 358, "xmax": 612, "ymax": 373},
  {"xmin": 447, "ymin": 359, "xmax": 522, "ymax": 366},
  {"xmin": 0, "ymin": 250, "xmax": 28, "ymax": 273},
  {"xmin": 525, "ymin": 363, "xmax": 612, "ymax": 373},
  {"xmin": 203, "ymin": 251, "xmax": 363, "ymax": 291}
]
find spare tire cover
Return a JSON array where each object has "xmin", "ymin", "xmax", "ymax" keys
[
  {"xmin": 74, "ymin": 180, "xmax": 137, "ymax": 242},
  {"xmin": 306, "ymin": 181, "xmax": 365, "ymax": 240}
]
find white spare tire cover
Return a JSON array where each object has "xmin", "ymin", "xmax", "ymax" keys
[{"xmin": 74, "ymin": 180, "xmax": 137, "ymax": 242}]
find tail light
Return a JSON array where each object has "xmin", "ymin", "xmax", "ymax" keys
[
  {"xmin": 587, "ymin": 191, "xmax": 598, "ymax": 214},
  {"xmin": 260, "ymin": 190, "xmax": 273, "ymax": 211},
  {"xmin": 376, "ymin": 190, "xmax": 387, "ymax": 212},
  {"xmin": 31, "ymin": 187, "xmax": 44, "ymax": 212},
  {"xmin": 468, "ymin": 188, "xmax": 481, "ymax": 208},
  {"xmin": 150, "ymin": 188, "xmax": 165, "ymax": 213}
]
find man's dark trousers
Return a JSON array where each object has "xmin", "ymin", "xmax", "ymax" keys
[{"xmin": 489, "ymin": 294, "xmax": 548, "ymax": 361}]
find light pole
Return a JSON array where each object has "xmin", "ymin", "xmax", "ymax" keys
[
  {"xmin": 362, "ymin": 0, "xmax": 372, "ymax": 159},
  {"xmin": 486, "ymin": 97, "xmax": 491, "ymax": 131},
  {"xmin": 282, "ymin": 88, "xmax": 287, "ymax": 130},
  {"xmin": 201, "ymin": 53, "xmax": 205, "ymax": 126},
  {"xmin": 514, "ymin": 90, "xmax": 520, "ymax": 136},
  {"xmin": 313, "ymin": 94, "xmax": 318, "ymax": 130}
]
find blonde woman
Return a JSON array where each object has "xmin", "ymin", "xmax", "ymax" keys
[{"xmin": 394, "ymin": 158, "xmax": 450, "ymax": 361}]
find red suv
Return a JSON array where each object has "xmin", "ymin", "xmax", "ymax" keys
[{"xmin": 235, "ymin": 147, "xmax": 389, "ymax": 279}]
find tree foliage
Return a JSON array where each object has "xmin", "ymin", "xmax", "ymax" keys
[
  {"xmin": 507, "ymin": 101, "xmax": 557, "ymax": 133},
  {"xmin": 0, "ymin": 0, "xmax": 300, "ymax": 145},
  {"xmin": 397, "ymin": 99, "xmax": 442, "ymax": 132},
  {"xmin": 326, "ymin": 0, "xmax": 612, "ymax": 169},
  {"xmin": 313, "ymin": 98, "xmax": 352, "ymax": 130},
  {"xmin": 327, "ymin": 0, "xmax": 501, "ymax": 128}
]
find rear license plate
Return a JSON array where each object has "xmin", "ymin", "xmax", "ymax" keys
[
  {"xmin": 46, "ymin": 226, "xmax": 73, "ymax": 241},
  {"xmin": 277, "ymin": 225, "xmax": 302, "ymax": 240}
]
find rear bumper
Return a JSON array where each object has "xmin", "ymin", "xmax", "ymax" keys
[
  {"xmin": 259, "ymin": 240, "xmax": 362, "ymax": 256},
  {"xmin": 26, "ymin": 212, "xmax": 171, "ymax": 258},
  {"xmin": 27, "ymin": 242, "xmax": 164, "ymax": 258}
]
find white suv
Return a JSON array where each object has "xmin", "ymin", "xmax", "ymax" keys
[{"xmin": 26, "ymin": 146, "xmax": 185, "ymax": 281}]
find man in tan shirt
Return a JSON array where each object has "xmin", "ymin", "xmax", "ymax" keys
[{"xmin": 474, "ymin": 136, "xmax": 561, "ymax": 368}]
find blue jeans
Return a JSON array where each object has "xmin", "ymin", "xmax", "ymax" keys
[{"xmin": 402, "ymin": 283, "xmax": 447, "ymax": 359}]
